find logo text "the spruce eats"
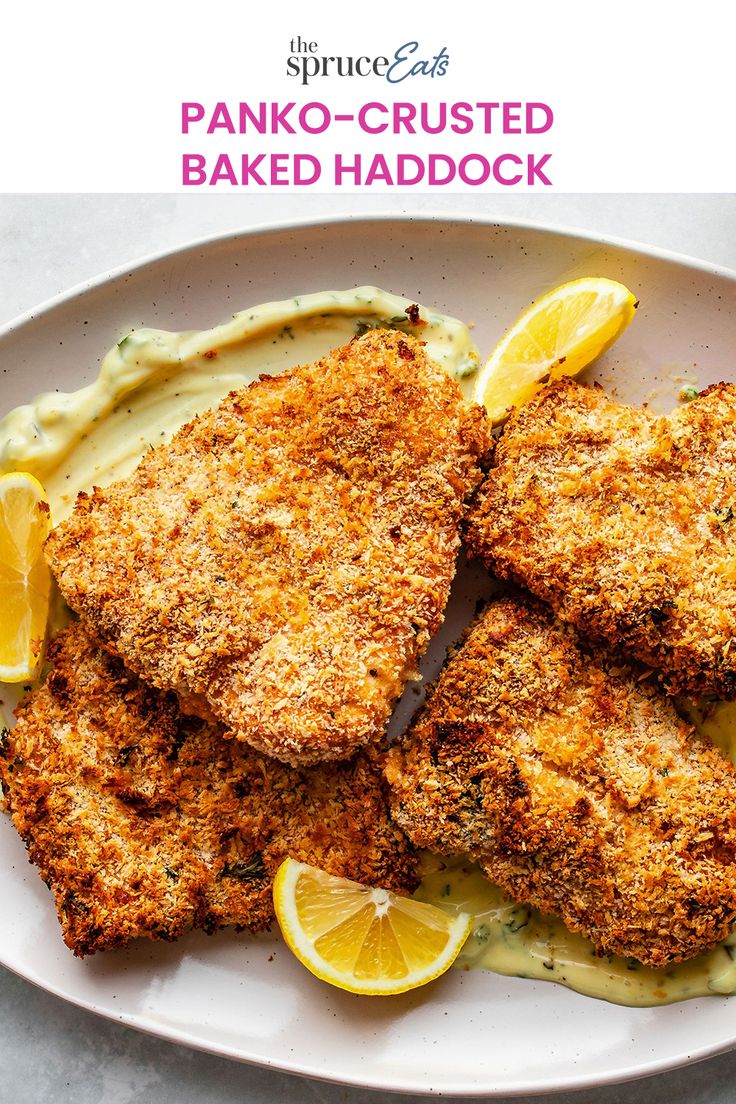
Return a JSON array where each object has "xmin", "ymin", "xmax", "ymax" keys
[{"xmin": 287, "ymin": 39, "xmax": 449, "ymax": 86}]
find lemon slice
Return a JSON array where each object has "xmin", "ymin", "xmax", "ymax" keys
[
  {"xmin": 474, "ymin": 277, "xmax": 638, "ymax": 423},
  {"xmin": 273, "ymin": 858, "xmax": 472, "ymax": 995},
  {"xmin": 0, "ymin": 472, "xmax": 52, "ymax": 682}
]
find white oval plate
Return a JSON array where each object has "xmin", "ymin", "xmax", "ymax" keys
[{"xmin": 1, "ymin": 215, "xmax": 735, "ymax": 1097}]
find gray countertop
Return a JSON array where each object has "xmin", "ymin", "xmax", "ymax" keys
[{"xmin": 1, "ymin": 193, "xmax": 735, "ymax": 1104}]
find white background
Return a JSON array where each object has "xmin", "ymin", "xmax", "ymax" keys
[{"xmin": 1, "ymin": 0, "xmax": 734, "ymax": 192}]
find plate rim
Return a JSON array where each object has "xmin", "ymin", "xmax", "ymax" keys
[
  {"xmin": 1, "ymin": 211, "xmax": 736, "ymax": 1097},
  {"xmin": 2, "ymin": 948, "xmax": 735, "ymax": 1099},
  {"xmin": 1, "ymin": 209, "xmax": 734, "ymax": 345}
]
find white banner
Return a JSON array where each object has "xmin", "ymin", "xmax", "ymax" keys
[{"xmin": 2, "ymin": 0, "xmax": 733, "ymax": 192}]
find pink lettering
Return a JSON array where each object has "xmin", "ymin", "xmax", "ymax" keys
[
  {"xmin": 182, "ymin": 153, "xmax": 206, "ymax": 185},
  {"xmin": 181, "ymin": 103, "xmax": 205, "ymax": 134},
  {"xmin": 299, "ymin": 102, "xmax": 330, "ymax": 134},
  {"xmin": 528, "ymin": 153, "xmax": 552, "ymax": 185},
  {"xmin": 335, "ymin": 154, "xmax": 361, "ymax": 184},
  {"xmin": 294, "ymin": 154, "xmax": 321, "ymax": 184},
  {"xmin": 358, "ymin": 102, "xmax": 388, "ymax": 134},
  {"xmin": 527, "ymin": 103, "xmax": 553, "ymax": 133},
  {"xmin": 207, "ymin": 102, "xmax": 236, "ymax": 135},
  {"xmin": 493, "ymin": 154, "xmax": 523, "ymax": 186},
  {"xmin": 459, "ymin": 155, "xmax": 491, "ymax": 185},
  {"xmin": 428, "ymin": 155, "xmax": 455, "ymax": 185},
  {"xmin": 397, "ymin": 155, "xmax": 424, "ymax": 185}
]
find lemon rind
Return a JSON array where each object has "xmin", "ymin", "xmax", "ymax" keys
[
  {"xmin": 273, "ymin": 858, "xmax": 472, "ymax": 996},
  {"xmin": 473, "ymin": 277, "xmax": 638, "ymax": 423},
  {"xmin": 0, "ymin": 471, "xmax": 52, "ymax": 683}
]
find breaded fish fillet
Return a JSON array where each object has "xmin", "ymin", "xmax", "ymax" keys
[
  {"xmin": 467, "ymin": 379, "xmax": 736, "ymax": 699},
  {"xmin": 45, "ymin": 330, "xmax": 489, "ymax": 766},
  {"xmin": 386, "ymin": 596, "xmax": 736, "ymax": 967},
  {"xmin": 0, "ymin": 624, "xmax": 417, "ymax": 957}
]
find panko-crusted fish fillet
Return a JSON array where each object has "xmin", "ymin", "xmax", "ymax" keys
[
  {"xmin": 467, "ymin": 379, "xmax": 736, "ymax": 699},
  {"xmin": 0, "ymin": 624, "xmax": 417, "ymax": 957},
  {"xmin": 45, "ymin": 330, "xmax": 489, "ymax": 765},
  {"xmin": 386, "ymin": 596, "xmax": 736, "ymax": 967}
]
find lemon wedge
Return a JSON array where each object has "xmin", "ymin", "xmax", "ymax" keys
[
  {"xmin": 273, "ymin": 858, "xmax": 472, "ymax": 995},
  {"xmin": 474, "ymin": 277, "xmax": 638, "ymax": 423},
  {"xmin": 0, "ymin": 472, "xmax": 52, "ymax": 682}
]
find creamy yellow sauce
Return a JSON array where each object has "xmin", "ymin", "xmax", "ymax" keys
[
  {"xmin": 0, "ymin": 285, "xmax": 479, "ymax": 735},
  {"xmin": 2, "ymin": 284, "xmax": 735, "ymax": 1007},
  {"xmin": 420, "ymin": 852, "xmax": 736, "ymax": 1007},
  {"xmin": 0, "ymin": 286, "xmax": 479, "ymax": 524},
  {"xmin": 687, "ymin": 699, "xmax": 736, "ymax": 762},
  {"xmin": 418, "ymin": 702, "xmax": 736, "ymax": 1006}
]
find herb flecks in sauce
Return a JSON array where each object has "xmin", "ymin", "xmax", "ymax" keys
[
  {"xmin": 4, "ymin": 284, "xmax": 736, "ymax": 1008},
  {"xmin": 417, "ymin": 850, "xmax": 736, "ymax": 1007},
  {"xmin": 418, "ymin": 699, "xmax": 736, "ymax": 1006},
  {"xmin": 0, "ymin": 287, "xmax": 480, "ymax": 526}
]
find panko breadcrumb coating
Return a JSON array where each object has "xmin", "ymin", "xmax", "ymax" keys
[
  {"xmin": 0, "ymin": 624, "xmax": 417, "ymax": 957},
  {"xmin": 386, "ymin": 596, "xmax": 736, "ymax": 967},
  {"xmin": 467, "ymin": 379, "xmax": 736, "ymax": 699},
  {"xmin": 45, "ymin": 330, "xmax": 490, "ymax": 766}
]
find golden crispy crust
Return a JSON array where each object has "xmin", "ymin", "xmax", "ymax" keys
[
  {"xmin": 0, "ymin": 624, "xmax": 417, "ymax": 957},
  {"xmin": 467, "ymin": 379, "xmax": 736, "ymax": 698},
  {"xmin": 386, "ymin": 596, "xmax": 736, "ymax": 967},
  {"xmin": 45, "ymin": 331, "xmax": 490, "ymax": 765}
]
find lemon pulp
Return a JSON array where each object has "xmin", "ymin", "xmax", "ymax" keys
[
  {"xmin": 474, "ymin": 276, "xmax": 638, "ymax": 423},
  {"xmin": 0, "ymin": 472, "xmax": 52, "ymax": 682},
  {"xmin": 273, "ymin": 858, "xmax": 472, "ymax": 995}
]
